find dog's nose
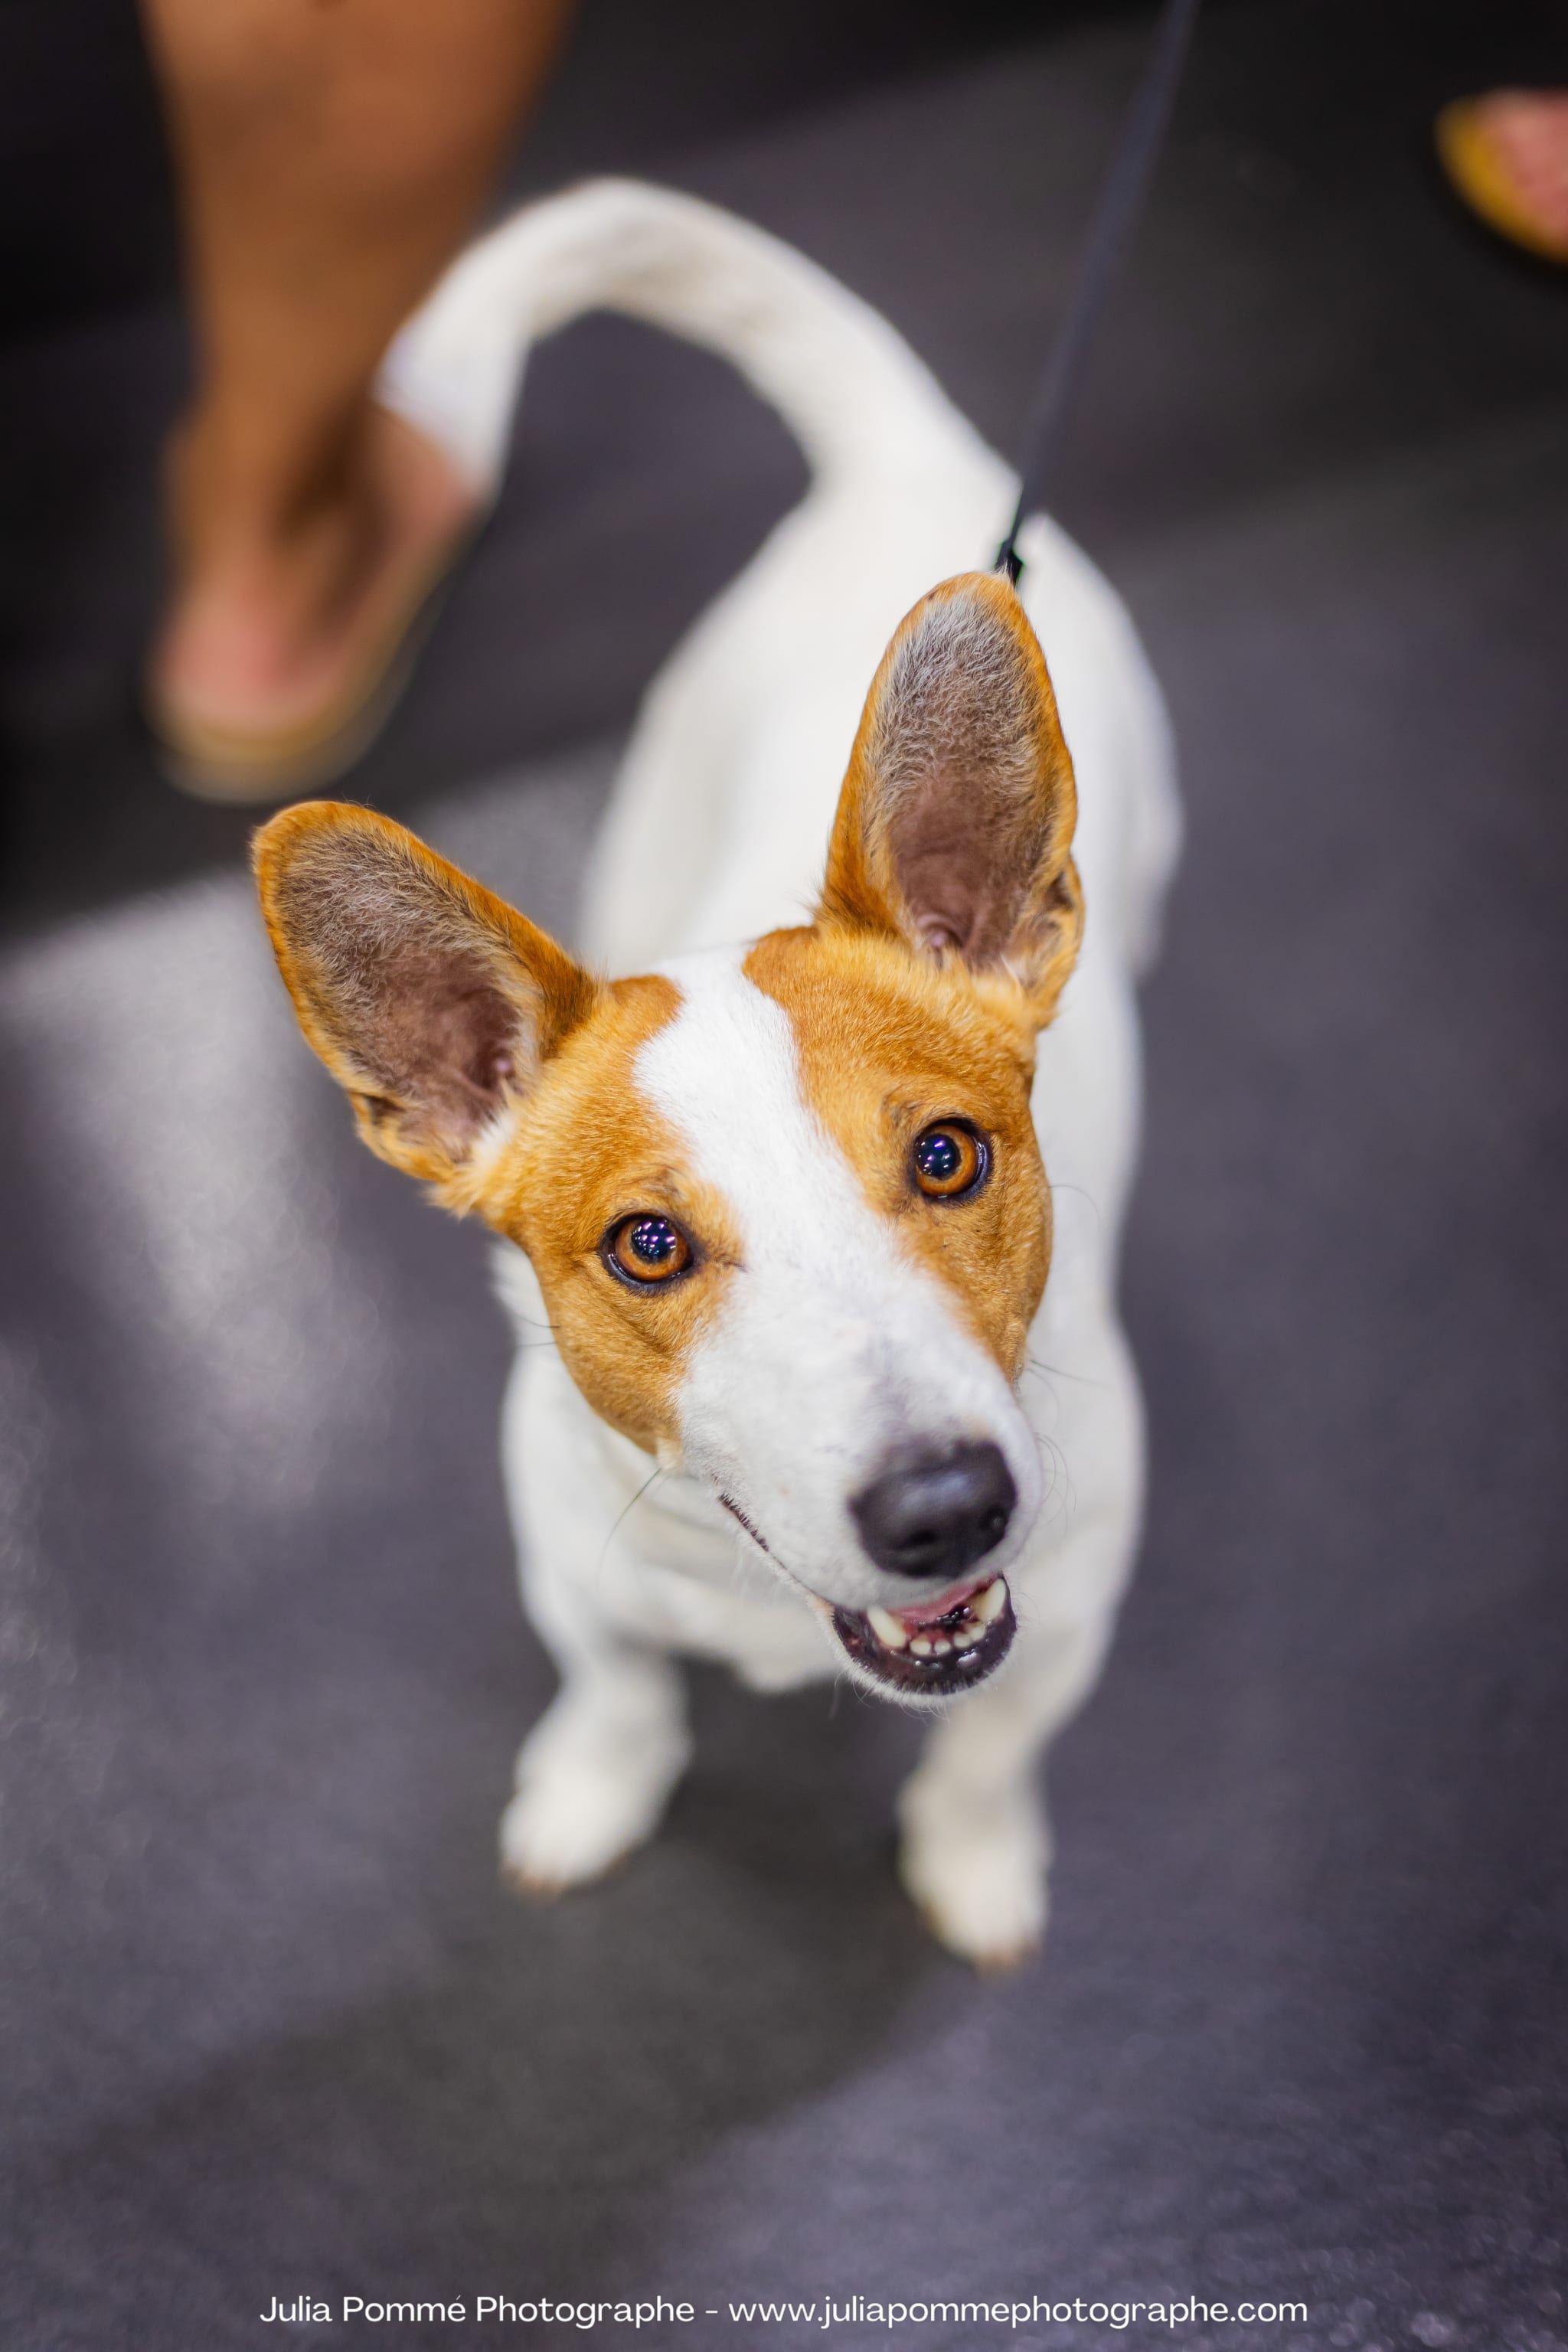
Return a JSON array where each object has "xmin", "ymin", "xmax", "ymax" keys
[{"xmin": 851, "ymin": 1442, "xmax": 1016, "ymax": 1581}]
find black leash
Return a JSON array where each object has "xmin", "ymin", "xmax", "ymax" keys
[{"xmin": 995, "ymin": 0, "xmax": 1201, "ymax": 585}]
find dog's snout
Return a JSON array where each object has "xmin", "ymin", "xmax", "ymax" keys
[{"xmin": 851, "ymin": 1442, "xmax": 1016, "ymax": 1581}]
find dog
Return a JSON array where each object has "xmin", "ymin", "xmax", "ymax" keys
[{"xmin": 253, "ymin": 181, "xmax": 1179, "ymax": 1967}]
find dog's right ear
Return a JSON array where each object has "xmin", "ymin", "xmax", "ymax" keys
[
  {"xmin": 253, "ymin": 802, "xmax": 599, "ymax": 1197},
  {"xmin": 818, "ymin": 572, "xmax": 1083, "ymax": 1028}
]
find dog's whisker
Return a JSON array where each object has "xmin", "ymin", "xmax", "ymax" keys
[
  {"xmin": 1046, "ymin": 1180, "xmax": 1104, "ymax": 1239},
  {"xmin": 593, "ymin": 1465, "xmax": 668, "ymax": 1583},
  {"xmin": 1025, "ymin": 1354, "xmax": 1110, "ymax": 1391}
]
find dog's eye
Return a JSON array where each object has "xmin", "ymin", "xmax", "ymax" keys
[
  {"xmin": 605, "ymin": 1214, "xmax": 693, "ymax": 1285},
  {"xmin": 912, "ymin": 1121, "xmax": 988, "ymax": 1200}
]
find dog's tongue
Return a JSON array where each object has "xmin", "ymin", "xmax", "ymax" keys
[{"xmin": 893, "ymin": 1575, "xmax": 987, "ymax": 1631}]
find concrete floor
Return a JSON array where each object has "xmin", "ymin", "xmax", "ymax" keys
[{"xmin": 2, "ymin": 5, "xmax": 1566, "ymax": 2348}]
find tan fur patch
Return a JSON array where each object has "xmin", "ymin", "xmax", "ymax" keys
[
  {"xmin": 744, "ymin": 926, "xmax": 1050, "ymax": 1380},
  {"xmin": 471, "ymin": 975, "xmax": 741, "ymax": 1455}
]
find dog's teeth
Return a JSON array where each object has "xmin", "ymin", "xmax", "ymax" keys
[
  {"xmin": 952, "ymin": 1626, "xmax": 981, "ymax": 1649},
  {"xmin": 868, "ymin": 1606, "xmax": 910, "ymax": 1651},
  {"xmin": 929, "ymin": 1636, "xmax": 952, "ymax": 1657},
  {"xmin": 975, "ymin": 1576, "xmax": 1008, "ymax": 1624},
  {"xmin": 910, "ymin": 1635, "xmax": 934, "ymax": 1658}
]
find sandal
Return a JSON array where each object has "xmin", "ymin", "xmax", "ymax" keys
[
  {"xmin": 149, "ymin": 254, "xmax": 524, "ymax": 805},
  {"xmin": 1436, "ymin": 90, "xmax": 1568, "ymax": 266}
]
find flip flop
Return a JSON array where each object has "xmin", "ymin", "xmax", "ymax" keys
[
  {"xmin": 1436, "ymin": 92, "xmax": 1568, "ymax": 267},
  {"xmin": 149, "ymin": 268, "xmax": 521, "ymax": 805}
]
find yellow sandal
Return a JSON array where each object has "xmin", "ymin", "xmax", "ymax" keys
[{"xmin": 1436, "ymin": 91, "xmax": 1568, "ymax": 266}]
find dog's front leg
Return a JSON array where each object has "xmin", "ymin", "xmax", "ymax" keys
[
  {"xmin": 497, "ymin": 1326, "xmax": 694, "ymax": 1898},
  {"xmin": 499, "ymin": 1624, "xmax": 691, "ymax": 1899},
  {"xmin": 897, "ymin": 1594, "xmax": 1116, "ymax": 1971}
]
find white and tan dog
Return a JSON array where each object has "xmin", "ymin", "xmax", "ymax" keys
[{"xmin": 254, "ymin": 181, "xmax": 1179, "ymax": 1967}]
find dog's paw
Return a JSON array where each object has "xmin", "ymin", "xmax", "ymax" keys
[
  {"xmin": 498, "ymin": 1700, "xmax": 690, "ymax": 1897},
  {"xmin": 499, "ymin": 1781, "xmax": 643, "ymax": 1897},
  {"xmin": 896, "ymin": 1773, "xmax": 1050, "ymax": 1971}
]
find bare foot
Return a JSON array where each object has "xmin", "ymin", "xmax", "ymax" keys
[
  {"xmin": 1439, "ymin": 90, "xmax": 1568, "ymax": 263},
  {"xmin": 148, "ymin": 401, "xmax": 482, "ymax": 784}
]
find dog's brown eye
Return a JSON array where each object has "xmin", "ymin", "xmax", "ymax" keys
[
  {"xmin": 912, "ymin": 1121, "xmax": 988, "ymax": 1200},
  {"xmin": 606, "ymin": 1214, "xmax": 692, "ymax": 1285}
]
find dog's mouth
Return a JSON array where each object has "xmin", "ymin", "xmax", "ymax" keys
[
  {"xmin": 831, "ymin": 1573, "xmax": 1015, "ymax": 1698},
  {"xmin": 717, "ymin": 1493, "xmax": 1016, "ymax": 1700}
]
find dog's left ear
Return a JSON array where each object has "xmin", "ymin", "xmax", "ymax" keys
[
  {"xmin": 819, "ymin": 571, "xmax": 1083, "ymax": 1026},
  {"xmin": 253, "ymin": 801, "xmax": 599, "ymax": 1196}
]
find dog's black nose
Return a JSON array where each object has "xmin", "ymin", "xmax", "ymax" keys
[{"xmin": 851, "ymin": 1442, "xmax": 1016, "ymax": 1581}]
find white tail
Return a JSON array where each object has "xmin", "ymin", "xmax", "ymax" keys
[{"xmin": 378, "ymin": 178, "xmax": 981, "ymax": 500}]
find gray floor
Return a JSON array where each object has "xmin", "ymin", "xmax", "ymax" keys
[{"xmin": 2, "ymin": 6, "xmax": 1566, "ymax": 2350}]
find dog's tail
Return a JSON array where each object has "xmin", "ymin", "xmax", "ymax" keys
[{"xmin": 379, "ymin": 178, "xmax": 985, "ymax": 501}]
